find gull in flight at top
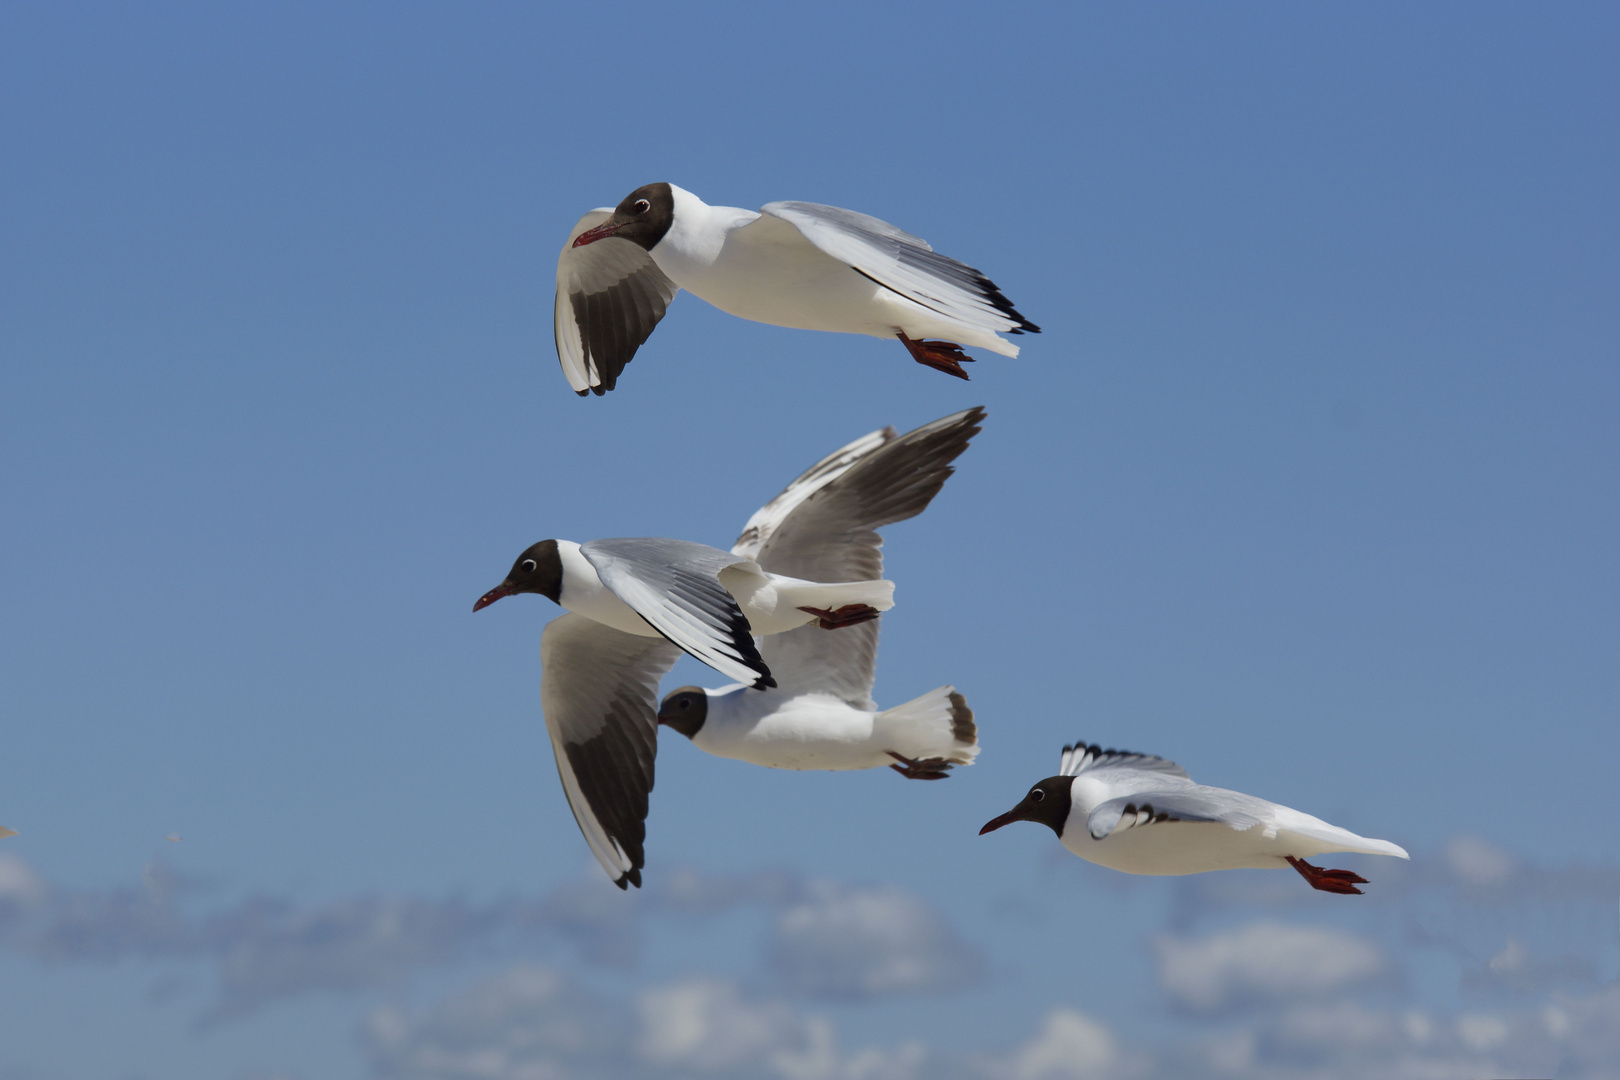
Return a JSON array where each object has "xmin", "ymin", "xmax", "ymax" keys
[{"xmin": 555, "ymin": 183, "xmax": 1039, "ymax": 395}]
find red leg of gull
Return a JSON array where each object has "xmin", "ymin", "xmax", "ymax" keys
[
  {"xmin": 897, "ymin": 332, "xmax": 975, "ymax": 380},
  {"xmin": 885, "ymin": 751, "xmax": 953, "ymax": 780},
  {"xmin": 797, "ymin": 604, "xmax": 881, "ymax": 630},
  {"xmin": 1285, "ymin": 855, "xmax": 1370, "ymax": 895}
]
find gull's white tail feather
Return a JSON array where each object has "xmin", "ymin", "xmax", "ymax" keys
[{"xmin": 874, "ymin": 686, "xmax": 978, "ymax": 765}]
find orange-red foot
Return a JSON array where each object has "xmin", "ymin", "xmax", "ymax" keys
[
  {"xmin": 1286, "ymin": 855, "xmax": 1369, "ymax": 895},
  {"xmin": 797, "ymin": 604, "xmax": 881, "ymax": 630},
  {"xmin": 898, "ymin": 332, "xmax": 975, "ymax": 380},
  {"xmin": 885, "ymin": 751, "xmax": 953, "ymax": 780}
]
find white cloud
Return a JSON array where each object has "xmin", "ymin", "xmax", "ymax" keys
[
  {"xmin": 981, "ymin": 1008, "xmax": 1146, "ymax": 1080},
  {"xmin": 636, "ymin": 978, "xmax": 806, "ymax": 1074},
  {"xmin": 1445, "ymin": 836, "xmax": 1515, "ymax": 888},
  {"xmin": 1460, "ymin": 936, "xmax": 1596, "ymax": 996},
  {"xmin": 768, "ymin": 882, "xmax": 983, "ymax": 999},
  {"xmin": 0, "ymin": 854, "xmax": 46, "ymax": 906},
  {"xmin": 1154, "ymin": 922, "xmax": 1389, "ymax": 1014},
  {"xmin": 363, "ymin": 968, "xmax": 929, "ymax": 1080},
  {"xmin": 363, "ymin": 964, "xmax": 626, "ymax": 1080}
]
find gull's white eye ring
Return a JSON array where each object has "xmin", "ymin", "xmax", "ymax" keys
[
  {"xmin": 634, "ymin": 199, "xmax": 650, "ymax": 213},
  {"xmin": 1030, "ymin": 788, "xmax": 1046, "ymax": 802},
  {"xmin": 521, "ymin": 559, "xmax": 537, "ymax": 572}
]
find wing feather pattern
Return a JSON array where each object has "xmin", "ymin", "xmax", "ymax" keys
[
  {"xmin": 540, "ymin": 614, "xmax": 682, "ymax": 889},
  {"xmin": 1060, "ymin": 740, "xmax": 1191, "ymax": 781},
  {"xmin": 580, "ymin": 539, "xmax": 775, "ymax": 690},
  {"xmin": 1087, "ymin": 789, "xmax": 1268, "ymax": 841},
  {"xmin": 555, "ymin": 211, "xmax": 680, "ymax": 396},
  {"xmin": 734, "ymin": 407, "xmax": 984, "ymax": 703},
  {"xmin": 761, "ymin": 202, "xmax": 1038, "ymax": 337}
]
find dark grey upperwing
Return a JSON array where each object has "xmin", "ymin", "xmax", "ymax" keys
[
  {"xmin": 1087, "ymin": 788, "xmax": 1269, "ymax": 841},
  {"xmin": 733, "ymin": 408, "xmax": 983, "ymax": 704},
  {"xmin": 554, "ymin": 210, "xmax": 680, "ymax": 396},
  {"xmin": 580, "ymin": 538, "xmax": 775, "ymax": 690},
  {"xmin": 760, "ymin": 202, "xmax": 1038, "ymax": 336},
  {"xmin": 739, "ymin": 406, "xmax": 986, "ymax": 585},
  {"xmin": 540, "ymin": 613, "xmax": 683, "ymax": 889}
]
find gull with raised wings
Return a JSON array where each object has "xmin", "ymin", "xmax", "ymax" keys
[{"xmin": 658, "ymin": 407, "xmax": 985, "ymax": 781}]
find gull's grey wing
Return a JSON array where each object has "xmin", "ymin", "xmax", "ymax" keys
[
  {"xmin": 1087, "ymin": 788, "xmax": 1269, "ymax": 841},
  {"xmin": 740, "ymin": 406, "xmax": 985, "ymax": 584},
  {"xmin": 555, "ymin": 210, "xmax": 680, "ymax": 396},
  {"xmin": 732, "ymin": 424, "xmax": 897, "ymax": 563},
  {"xmin": 734, "ymin": 408, "xmax": 984, "ymax": 704},
  {"xmin": 1060, "ymin": 741, "xmax": 1191, "ymax": 781},
  {"xmin": 750, "ymin": 622, "xmax": 879, "ymax": 707},
  {"xmin": 540, "ymin": 613, "xmax": 682, "ymax": 889},
  {"xmin": 760, "ymin": 202, "xmax": 1038, "ymax": 337},
  {"xmin": 580, "ymin": 538, "xmax": 774, "ymax": 690}
]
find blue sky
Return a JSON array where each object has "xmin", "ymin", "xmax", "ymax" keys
[{"xmin": 2, "ymin": 3, "xmax": 1617, "ymax": 1078}]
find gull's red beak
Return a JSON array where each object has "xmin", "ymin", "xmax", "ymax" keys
[
  {"xmin": 979, "ymin": 807, "xmax": 1028, "ymax": 835},
  {"xmin": 472, "ymin": 583, "xmax": 514, "ymax": 612},
  {"xmin": 572, "ymin": 221, "xmax": 622, "ymax": 248}
]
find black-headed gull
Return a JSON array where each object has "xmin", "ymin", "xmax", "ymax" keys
[
  {"xmin": 981, "ymin": 741, "xmax": 1409, "ymax": 894},
  {"xmin": 555, "ymin": 184, "xmax": 1039, "ymax": 395},
  {"xmin": 657, "ymin": 407, "xmax": 987, "ymax": 778},
  {"xmin": 474, "ymin": 537, "xmax": 894, "ymax": 690},
  {"xmin": 480, "ymin": 407, "xmax": 983, "ymax": 889}
]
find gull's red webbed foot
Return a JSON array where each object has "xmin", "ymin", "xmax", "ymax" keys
[
  {"xmin": 885, "ymin": 751, "xmax": 953, "ymax": 780},
  {"xmin": 797, "ymin": 604, "xmax": 881, "ymax": 630},
  {"xmin": 1286, "ymin": 855, "xmax": 1370, "ymax": 895},
  {"xmin": 897, "ymin": 332, "xmax": 975, "ymax": 380}
]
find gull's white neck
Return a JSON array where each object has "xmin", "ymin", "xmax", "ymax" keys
[
  {"xmin": 649, "ymin": 185, "xmax": 761, "ymax": 285},
  {"xmin": 553, "ymin": 540, "xmax": 659, "ymax": 637}
]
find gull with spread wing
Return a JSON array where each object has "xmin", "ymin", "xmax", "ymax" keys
[{"xmin": 658, "ymin": 407, "xmax": 985, "ymax": 780}]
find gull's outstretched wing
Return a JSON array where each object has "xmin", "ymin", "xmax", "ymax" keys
[
  {"xmin": 731, "ymin": 408, "xmax": 984, "ymax": 703},
  {"xmin": 540, "ymin": 613, "xmax": 682, "ymax": 889}
]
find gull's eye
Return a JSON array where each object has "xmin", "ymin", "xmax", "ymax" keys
[
  {"xmin": 1029, "ymin": 788, "xmax": 1046, "ymax": 802},
  {"xmin": 633, "ymin": 198, "xmax": 651, "ymax": 214},
  {"xmin": 521, "ymin": 559, "xmax": 537, "ymax": 572}
]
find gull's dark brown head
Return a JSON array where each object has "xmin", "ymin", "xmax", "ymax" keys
[
  {"xmin": 980, "ymin": 776, "xmax": 1073, "ymax": 838},
  {"xmin": 571, "ymin": 183, "xmax": 676, "ymax": 252},
  {"xmin": 657, "ymin": 686, "xmax": 708, "ymax": 739},
  {"xmin": 473, "ymin": 540, "xmax": 564, "ymax": 611}
]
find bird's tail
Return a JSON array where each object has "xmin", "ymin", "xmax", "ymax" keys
[{"xmin": 874, "ymin": 686, "xmax": 978, "ymax": 766}]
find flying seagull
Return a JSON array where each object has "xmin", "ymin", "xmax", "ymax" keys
[
  {"xmin": 486, "ymin": 407, "xmax": 985, "ymax": 888},
  {"xmin": 555, "ymin": 183, "xmax": 1039, "ymax": 394},
  {"xmin": 981, "ymin": 740, "xmax": 1408, "ymax": 894},
  {"xmin": 658, "ymin": 407, "xmax": 986, "ymax": 780}
]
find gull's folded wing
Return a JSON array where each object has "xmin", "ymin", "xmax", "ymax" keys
[
  {"xmin": 581, "ymin": 538, "xmax": 774, "ymax": 689},
  {"xmin": 759, "ymin": 202, "xmax": 1037, "ymax": 336}
]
